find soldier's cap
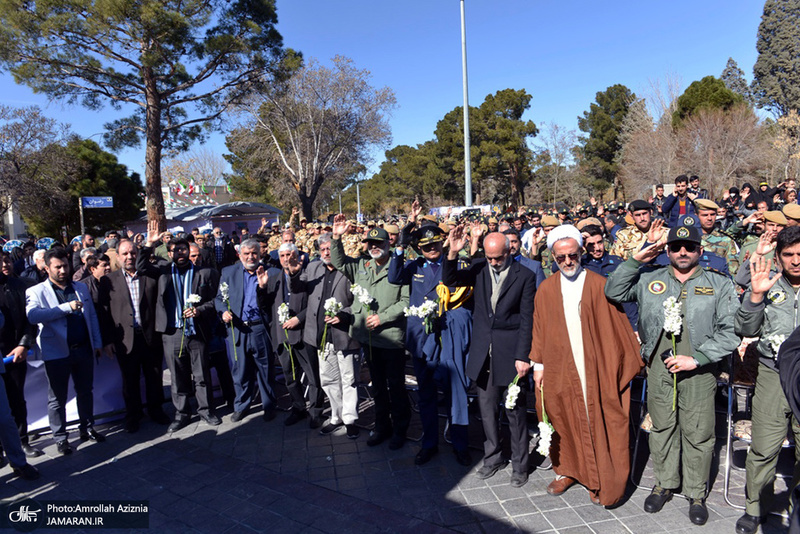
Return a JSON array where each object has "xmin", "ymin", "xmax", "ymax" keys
[
  {"xmin": 420, "ymin": 214, "xmax": 438, "ymax": 224},
  {"xmin": 362, "ymin": 227, "xmax": 390, "ymax": 243},
  {"xmin": 608, "ymin": 202, "xmax": 617, "ymax": 211},
  {"xmin": 446, "ymin": 218, "xmax": 457, "ymax": 226},
  {"xmin": 628, "ymin": 200, "xmax": 652, "ymax": 212},
  {"xmin": 764, "ymin": 210, "xmax": 788, "ymax": 226},
  {"xmin": 578, "ymin": 203, "xmax": 589, "ymax": 212},
  {"xmin": 488, "ymin": 217, "xmax": 498, "ymax": 224},
  {"xmin": 345, "ymin": 219, "xmax": 357, "ymax": 226},
  {"xmin": 412, "ymin": 224, "xmax": 446, "ymax": 246},
  {"xmin": 527, "ymin": 210, "xmax": 540, "ymax": 218},
  {"xmin": 271, "ymin": 222, "xmax": 280, "ymax": 227},
  {"xmin": 624, "ymin": 213, "xmax": 634, "ymax": 226},
  {"xmin": 367, "ymin": 220, "xmax": 376, "ymax": 227},
  {"xmin": 576, "ymin": 217, "xmax": 602, "ymax": 231},
  {"xmin": 783, "ymin": 204, "xmax": 800, "ymax": 221},
  {"xmin": 541, "ymin": 215, "xmax": 560, "ymax": 228},
  {"xmin": 694, "ymin": 199, "xmax": 719, "ymax": 211},
  {"xmin": 384, "ymin": 224, "xmax": 400, "ymax": 234},
  {"xmin": 666, "ymin": 224, "xmax": 702, "ymax": 245},
  {"xmin": 305, "ymin": 223, "xmax": 314, "ymax": 229},
  {"xmin": 558, "ymin": 207, "xmax": 570, "ymax": 214}
]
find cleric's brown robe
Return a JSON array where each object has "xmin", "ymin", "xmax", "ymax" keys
[{"xmin": 530, "ymin": 270, "xmax": 643, "ymax": 506}]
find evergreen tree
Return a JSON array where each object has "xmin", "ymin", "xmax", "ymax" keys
[
  {"xmin": 672, "ymin": 76, "xmax": 743, "ymax": 127},
  {"xmin": 752, "ymin": 0, "xmax": 800, "ymax": 116},
  {"xmin": 721, "ymin": 58, "xmax": 753, "ymax": 105}
]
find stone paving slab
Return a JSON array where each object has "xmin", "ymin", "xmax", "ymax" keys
[{"xmin": 0, "ymin": 379, "xmax": 795, "ymax": 533}]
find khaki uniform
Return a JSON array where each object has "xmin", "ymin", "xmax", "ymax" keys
[
  {"xmin": 342, "ymin": 233, "xmax": 362, "ymax": 258},
  {"xmin": 267, "ymin": 234, "xmax": 282, "ymax": 252},
  {"xmin": 701, "ymin": 230, "xmax": 740, "ymax": 275},
  {"xmin": 609, "ymin": 225, "xmax": 649, "ymax": 261}
]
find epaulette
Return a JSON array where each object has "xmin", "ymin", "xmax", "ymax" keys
[{"xmin": 702, "ymin": 265, "xmax": 727, "ymax": 277}]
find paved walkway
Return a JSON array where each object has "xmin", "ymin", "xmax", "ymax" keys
[{"xmin": 1, "ymin": 378, "xmax": 794, "ymax": 533}]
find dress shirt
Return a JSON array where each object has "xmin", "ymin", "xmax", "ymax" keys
[
  {"xmin": 242, "ymin": 269, "xmax": 261, "ymax": 322},
  {"xmin": 50, "ymin": 281, "xmax": 89, "ymax": 347},
  {"xmin": 123, "ymin": 270, "xmax": 142, "ymax": 328}
]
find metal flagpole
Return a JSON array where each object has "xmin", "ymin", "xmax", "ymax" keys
[{"xmin": 461, "ymin": 0, "xmax": 472, "ymax": 207}]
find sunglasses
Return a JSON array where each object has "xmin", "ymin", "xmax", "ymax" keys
[
  {"xmin": 668, "ymin": 242, "xmax": 698, "ymax": 253},
  {"xmin": 555, "ymin": 253, "xmax": 580, "ymax": 263}
]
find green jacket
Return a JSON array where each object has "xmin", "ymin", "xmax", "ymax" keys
[
  {"xmin": 330, "ymin": 237, "xmax": 409, "ymax": 349},
  {"xmin": 735, "ymin": 276, "xmax": 800, "ymax": 371},
  {"xmin": 605, "ymin": 258, "xmax": 739, "ymax": 366}
]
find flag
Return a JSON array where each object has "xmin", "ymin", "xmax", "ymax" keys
[
  {"xmin": 175, "ymin": 181, "xmax": 186, "ymax": 195},
  {"xmin": 212, "ymin": 187, "xmax": 217, "ymax": 198},
  {"xmin": 201, "ymin": 184, "xmax": 208, "ymax": 195},
  {"xmin": 186, "ymin": 179, "xmax": 195, "ymax": 196}
]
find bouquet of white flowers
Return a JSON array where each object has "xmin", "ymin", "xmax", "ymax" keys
[
  {"xmin": 504, "ymin": 375, "xmax": 521, "ymax": 410},
  {"xmin": 350, "ymin": 284, "xmax": 375, "ymax": 361},
  {"xmin": 767, "ymin": 333, "xmax": 787, "ymax": 360},
  {"xmin": 219, "ymin": 282, "xmax": 237, "ymax": 361},
  {"xmin": 663, "ymin": 296, "xmax": 682, "ymax": 411},
  {"xmin": 178, "ymin": 293, "xmax": 202, "ymax": 359},
  {"xmin": 278, "ymin": 302, "xmax": 295, "ymax": 379},
  {"xmin": 320, "ymin": 298, "xmax": 343, "ymax": 359},
  {"xmin": 536, "ymin": 382, "xmax": 555, "ymax": 457},
  {"xmin": 404, "ymin": 299, "xmax": 439, "ymax": 334}
]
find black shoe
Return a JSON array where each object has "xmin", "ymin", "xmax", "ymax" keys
[
  {"xmin": 415, "ymin": 446, "xmax": 439, "ymax": 465},
  {"xmin": 319, "ymin": 422, "xmax": 342, "ymax": 435},
  {"xmin": 200, "ymin": 413, "xmax": 222, "ymax": 426},
  {"xmin": 284, "ymin": 410, "xmax": 307, "ymax": 426},
  {"xmin": 56, "ymin": 440, "xmax": 72, "ymax": 455},
  {"xmin": 149, "ymin": 410, "xmax": 171, "ymax": 425},
  {"xmin": 309, "ymin": 416, "xmax": 323, "ymax": 430},
  {"xmin": 388, "ymin": 435, "xmax": 406, "ymax": 450},
  {"xmin": 689, "ymin": 499, "xmax": 708, "ymax": 526},
  {"xmin": 80, "ymin": 429, "xmax": 106, "ymax": 443},
  {"xmin": 230, "ymin": 411, "xmax": 246, "ymax": 423},
  {"xmin": 0, "ymin": 453, "xmax": 6, "ymax": 468},
  {"xmin": 346, "ymin": 424, "xmax": 360, "ymax": 439},
  {"xmin": 735, "ymin": 513, "xmax": 761, "ymax": 534},
  {"xmin": 12, "ymin": 463, "xmax": 40, "ymax": 481},
  {"xmin": 21, "ymin": 444, "xmax": 43, "ymax": 458},
  {"xmin": 168, "ymin": 417, "xmax": 190, "ymax": 433},
  {"xmin": 475, "ymin": 462, "xmax": 506, "ymax": 480},
  {"xmin": 643, "ymin": 486, "xmax": 673, "ymax": 513},
  {"xmin": 510, "ymin": 471, "xmax": 529, "ymax": 488},
  {"xmin": 366, "ymin": 431, "xmax": 391, "ymax": 447},
  {"xmin": 263, "ymin": 409, "xmax": 276, "ymax": 422},
  {"xmin": 125, "ymin": 419, "xmax": 139, "ymax": 433},
  {"xmin": 454, "ymin": 449, "xmax": 472, "ymax": 466}
]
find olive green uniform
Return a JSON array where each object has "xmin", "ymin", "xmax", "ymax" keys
[{"xmin": 606, "ymin": 259, "xmax": 739, "ymax": 499}]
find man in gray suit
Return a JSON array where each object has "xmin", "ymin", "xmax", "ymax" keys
[
  {"xmin": 26, "ymin": 248, "xmax": 107, "ymax": 455},
  {"xmin": 298, "ymin": 233, "xmax": 361, "ymax": 438}
]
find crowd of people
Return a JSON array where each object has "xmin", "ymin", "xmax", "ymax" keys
[{"xmin": 2, "ymin": 173, "xmax": 800, "ymax": 532}]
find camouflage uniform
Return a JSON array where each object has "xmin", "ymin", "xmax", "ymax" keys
[
  {"xmin": 295, "ymin": 228, "xmax": 309, "ymax": 252},
  {"xmin": 342, "ymin": 233, "xmax": 362, "ymax": 258},
  {"xmin": 267, "ymin": 233, "xmax": 282, "ymax": 252},
  {"xmin": 609, "ymin": 225, "xmax": 649, "ymax": 261},
  {"xmin": 701, "ymin": 230, "xmax": 740, "ymax": 275},
  {"xmin": 535, "ymin": 244, "xmax": 555, "ymax": 277}
]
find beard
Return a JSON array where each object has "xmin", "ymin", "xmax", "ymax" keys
[
  {"xmin": 369, "ymin": 248, "xmax": 387, "ymax": 260},
  {"xmin": 560, "ymin": 264, "xmax": 579, "ymax": 278}
]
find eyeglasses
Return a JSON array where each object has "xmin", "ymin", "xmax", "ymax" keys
[
  {"xmin": 668, "ymin": 242, "xmax": 698, "ymax": 253},
  {"xmin": 554, "ymin": 253, "xmax": 580, "ymax": 263}
]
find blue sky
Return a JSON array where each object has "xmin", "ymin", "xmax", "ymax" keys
[{"xmin": 0, "ymin": 1, "xmax": 766, "ymax": 178}]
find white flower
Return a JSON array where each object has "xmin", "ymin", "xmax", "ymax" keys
[
  {"xmin": 403, "ymin": 299, "xmax": 438, "ymax": 319},
  {"xmin": 324, "ymin": 298, "xmax": 343, "ymax": 317},
  {"xmin": 186, "ymin": 293, "xmax": 201, "ymax": 306},
  {"xmin": 277, "ymin": 302, "xmax": 291, "ymax": 324},
  {"xmin": 504, "ymin": 384, "xmax": 521, "ymax": 410},
  {"xmin": 767, "ymin": 333, "xmax": 787, "ymax": 356},
  {"xmin": 536, "ymin": 422, "xmax": 554, "ymax": 457},
  {"xmin": 663, "ymin": 296, "xmax": 682, "ymax": 337},
  {"xmin": 351, "ymin": 284, "xmax": 374, "ymax": 308},
  {"xmin": 219, "ymin": 282, "xmax": 230, "ymax": 302}
]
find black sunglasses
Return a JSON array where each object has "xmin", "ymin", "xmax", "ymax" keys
[
  {"xmin": 555, "ymin": 252, "xmax": 580, "ymax": 263},
  {"xmin": 668, "ymin": 242, "xmax": 698, "ymax": 253}
]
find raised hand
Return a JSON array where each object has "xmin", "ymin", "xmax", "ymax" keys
[
  {"xmin": 750, "ymin": 255, "xmax": 780, "ymax": 301},
  {"xmin": 470, "ymin": 221, "xmax": 484, "ymax": 240},
  {"xmin": 633, "ymin": 241, "xmax": 665, "ymax": 264},
  {"xmin": 331, "ymin": 213, "xmax": 350, "ymax": 238},
  {"xmin": 409, "ymin": 199, "xmax": 422, "ymax": 222},
  {"xmin": 145, "ymin": 219, "xmax": 160, "ymax": 247},
  {"xmin": 755, "ymin": 231, "xmax": 777, "ymax": 257},
  {"xmin": 256, "ymin": 265, "xmax": 269, "ymax": 288},
  {"xmin": 447, "ymin": 224, "xmax": 468, "ymax": 258},
  {"xmin": 647, "ymin": 219, "xmax": 666, "ymax": 244}
]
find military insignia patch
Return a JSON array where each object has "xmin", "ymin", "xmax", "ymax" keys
[
  {"xmin": 676, "ymin": 227, "xmax": 690, "ymax": 239},
  {"xmin": 768, "ymin": 288, "xmax": 787, "ymax": 304},
  {"xmin": 424, "ymin": 230, "xmax": 435, "ymax": 240},
  {"xmin": 370, "ymin": 229, "xmax": 379, "ymax": 238},
  {"xmin": 648, "ymin": 281, "xmax": 666, "ymax": 295},
  {"xmin": 683, "ymin": 216, "xmax": 695, "ymax": 226},
  {"xmin": 694, "ymin": 286, "xmax": 715, "ymax": 295}
]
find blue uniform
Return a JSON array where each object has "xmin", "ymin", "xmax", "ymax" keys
[{"xmin": 388, "ymin": 251, "xmax": 470, "ymax": 452}]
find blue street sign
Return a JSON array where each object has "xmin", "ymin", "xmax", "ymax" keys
[{"xmin": 81, "ymin": 196, "xmax": 114, "ymax": 208}]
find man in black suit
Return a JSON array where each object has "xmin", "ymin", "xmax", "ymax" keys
[
  {"xmin": 214, "ymin": 239, "xmax": 277, "ymax": 423},
  {"xmin": 259, "ymin": 242, "xmax": 323, "ymax": 428},
  {"xmin": 106, "ymin": 240, "xmax": 170, "ymax": 433},
  {"xmin": 138, "ymin": 223, "xmax": 222, "ymax": 433},
  {"xmin": 442, "ymin": 228, "xmax": 536, "ymax": 488},
  {"xmin": 210, "ymin": 227, "xmax": 237, "ymax": 270}
]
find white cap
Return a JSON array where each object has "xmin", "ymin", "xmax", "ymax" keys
[{"xmin": 546, "ymin": 224, "xmax": 583, "ymax": 250}]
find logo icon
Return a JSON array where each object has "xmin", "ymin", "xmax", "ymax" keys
[
  {"xmin": 7, "ymin": 499, "xmax": 44, "ymax": 532},
  {"xmin": 648, "ymin": 281, "xmax": 666, "ymax": 295},
  {"xmin": 676, "ymin": 227, "xmax": 690, "ymax": 239},
  {"xmin": 369, "ymin": 229, "xmax": 379, "ymax": 238}
]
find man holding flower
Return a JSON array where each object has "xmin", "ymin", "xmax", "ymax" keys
[{"xmin": 606, "ymin": 221, "xmax": 738, "ymax": 525}]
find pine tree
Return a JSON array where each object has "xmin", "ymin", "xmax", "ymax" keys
[{"xmin": 752, "ymin": 0, "xmax": 800, "ymax": 116}]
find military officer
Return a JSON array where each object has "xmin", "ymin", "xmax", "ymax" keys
[
  {"xmin": 610, "ymin": 200, "xmax": 658, "ymax": 261},
  {"xmin": 695, "ymin": 199, "xmax": 739, "ymax": 275},
  {"xmin": 605, "ymin": 221, "xmax": 738, "ymax": 526}
]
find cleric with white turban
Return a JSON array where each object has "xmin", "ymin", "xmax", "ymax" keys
[{"xmin": 546, "ymin": 224, "xmax": 583, "ymax": 251}]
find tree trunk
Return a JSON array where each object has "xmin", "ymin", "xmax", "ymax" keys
[
  {"xmin": 299, "ymin": 191, "xmax": 315, "ymax": 221},
  {"xmin": 144, "ymin": 67, "xmax": 166, "ymax": 232}
]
